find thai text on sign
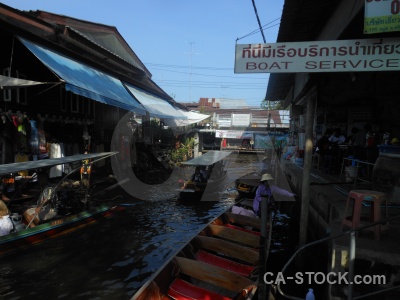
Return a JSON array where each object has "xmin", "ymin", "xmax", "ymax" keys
[
  {"xmin": 365, "ymin": 0, "xmax": 400, "ymax": 34},
  {"xmin": 234, "ymin": 38, "xmax": 400, "ymax": 73}
]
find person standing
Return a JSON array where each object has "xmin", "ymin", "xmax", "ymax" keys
[{"xmin": 253, "ymin": 173, "xmax": 295, "ymax": 216}]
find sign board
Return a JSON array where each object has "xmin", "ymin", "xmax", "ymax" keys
[
  {"xmin": 231, "ymin": 113, "xmax": 251, "ymax": 126},
  {"xmin": 215, "ymin": 130, "xmax": 253, "ymax": 139},
  {"xmin": 234, "ymin": 38, "xmax": 400, "ymax": 73},
  {"xmin": 365, "ymin": 0, "xmax": 400, "ymax": 34}
]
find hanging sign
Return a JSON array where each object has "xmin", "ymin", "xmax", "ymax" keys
[
  {"xmin": 365, "ymin": 0, "xmax": 400, "ymax": 34},
  {"xmin": 215, "ymin": 130, "xmax": 254, "ymax": 139},
  {"xmin": 234, "ymin": 38, "xmax": 400, "ymax": 73},
  {"xmin": 231, "ymin": 114, "xmax": 251, "ymax": 126}
]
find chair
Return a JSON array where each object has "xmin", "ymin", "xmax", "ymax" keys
[{"xmin": 341, "ymin": 190, "xmax": 389, "ymax": 240}]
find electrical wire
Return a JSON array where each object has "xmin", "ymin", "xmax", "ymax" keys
[{"xmin": 251, "ymin": 0, "xmax": 266, "ymax": 43}]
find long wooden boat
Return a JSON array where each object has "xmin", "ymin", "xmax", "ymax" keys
[
  {"xmin": 234, "ymin": 171, "xmax": 261, "ymax": 199},
  {"xmin": 0, "ymin": 152, "xmax": 124, "ymax": 256},
  {"xmin": 132, "ymin": 202, "xmax": 272, "ymax": 300},
  {"xmin": 179, "ymin": 150, "xmax": 232, "ymax": 202}
]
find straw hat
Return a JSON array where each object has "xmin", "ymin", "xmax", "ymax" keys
[{"xmin": 259, "ymin": 173, "xmax": 274, "ymax": 182}]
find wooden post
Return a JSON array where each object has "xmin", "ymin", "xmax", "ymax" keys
[{"xmin": 299, "ymin": 90, "xmax": 317, "ymax": 247}]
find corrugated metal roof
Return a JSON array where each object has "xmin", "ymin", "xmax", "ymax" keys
[{"xmin": 265, "ymin": 0, "xmax": 341, "ymax": 102}]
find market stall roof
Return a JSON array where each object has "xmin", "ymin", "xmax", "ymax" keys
[
  {"xmin": 0, "ymin": 75, "xmax": 51, "ymax": 89},
  {"xmin": 162, "ymin": 110, "xmax": 210, "ymax": 127},
  {"xmin": 265, "ymin": 0, "xmax": 342, "ymax": 103},
  {"xmin": 0, "ymin": 152, "xmax": 116, "ymax": 176},
  {"xmin": 124, "ymin": 83, "xmax": 185, "ymax": 119},
  {"xmin": 18, "ymin": 37, "xmax": 146, "ymax": 115},
  {"xmin": 182, "ymin": 150, "xmax": 232, "ymax": 166}
]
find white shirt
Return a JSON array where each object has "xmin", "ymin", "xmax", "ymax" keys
[
  {"xmin": 329, "ymin": 134, "xmax": 346, "ymax": 144},
  {"xmin": 0, "ymin": 215, "xmax": 14, "ymax": 236}
]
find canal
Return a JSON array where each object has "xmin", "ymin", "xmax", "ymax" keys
[{"xmin": 0, "ymin": 153, "xmax": 296, "ymax": 299}]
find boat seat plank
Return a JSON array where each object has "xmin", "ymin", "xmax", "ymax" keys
[
  {"xmin": 168, "ymin": 278, "xmax": 231, "ymax": 300},
  {"xmin": 224, "ymin": 212, "xmax": 261, "ymax": 230},
  {"xmin": 195, "ymin": 250, "xmax": 255, "ymax": 277},
  {"xmin": 175, "ymin": 256, "xmax": 254, "ymax": 293},
  {"xmin": 223, "ymin": 223, "xmax": 261, "ymax": 236},
  {"xmin": 196, "ymin": 236, "xmax": 259, "ymax": 265},
  {"xmin": 206, "ymin": 224, "xmax": 260, "ymax": 248}
]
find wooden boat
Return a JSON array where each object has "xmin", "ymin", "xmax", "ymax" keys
[
  {"xmin": 179, "ymin": 150, "xmax": 232, "ymax": 202},
  {"xmin": 234, "ymin": 171, "xmax": 261, "ymax": 199},
  {"xmin": 0, "ymin": 152, "xmax": 125, "ymax": 256},
  {"xmin": 132, "ymin": 202, "xmax": 272, "ymax": 300}
]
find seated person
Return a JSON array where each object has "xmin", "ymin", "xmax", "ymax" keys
[
  {"xmin": 0, "ymin": 200, "xmax": 14, "ymax": 236},
  {"xmin": 23, "ymin": 205, "xmax": 57, "ymax": 228},
  {"xmin": 199, "ymin": 165, "xmax": 210, "ymax": 179},
  {"xmin": 191, "ymin": 166, "xmax": 207, "ymax": 183},
  {"xmin": 23, "ymin": 187, "xmax": 57, "ymax": 228},
  {"xmin": 329, "ymin": 129, "xmax": 346, "ymax": 145}
]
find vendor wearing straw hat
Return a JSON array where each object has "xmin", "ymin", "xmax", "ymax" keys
[{"xmin": 253, "ymin": 173, "xmax": 295, "ymax": 216}]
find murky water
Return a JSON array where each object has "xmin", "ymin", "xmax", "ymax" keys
[{"xmin": 0, "ymin": 153, "xmax": 295, "ymax": 300}]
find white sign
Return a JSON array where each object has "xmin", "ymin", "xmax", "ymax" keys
[
  {"xmin": 234, "ymin": 38, "xmax": 400, "ymax": 73},
  {"xmin": 231, "ymin": 114, "xmax": 251, "ymax": 126},
  {"xmin": 365, "ymin": 0, "xmax": 400, "ymax": 34},
  {"xmin": 215, "ymin": 130, "xmax": 253, "ymax": 139}
]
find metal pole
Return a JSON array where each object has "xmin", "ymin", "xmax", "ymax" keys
[
  {"xmin": 299, "ymin": 90, "xmax": 317, "ymax": 247},
  {"xmin": 258, "ymin": 197, "xmax": 268, "ymax": 299},
  {"xmin": 348, "ymin": 231, "xmax": 356, "ymax": 300}
]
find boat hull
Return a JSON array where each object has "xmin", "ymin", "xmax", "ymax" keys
[
  {"xmin": 132, "ymin": 200, "xmax": 270, "ymax": 300},
  {"xmin": 235, "ymin": 171, "xmax": 261, "ymax": 199},
  {"xmin": 179, "ymin": 173, "xmax": 227, "ymax": 202},
  {"xmin": 0, "ymin": 205, "xmax": 124, "ymax": 256}
]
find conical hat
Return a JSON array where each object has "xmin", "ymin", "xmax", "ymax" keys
[{"xmin": 260, "ymin": 173, "xmax": 274, "ymax": 182}]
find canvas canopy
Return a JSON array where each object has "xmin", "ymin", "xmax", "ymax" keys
[
  {"xmin": 0, "ymin": 75, "xmax": 49, "ymax": 89},
  {"xmin": 182, "ymin": 150, "xmax": 232, "ymax": 166}
]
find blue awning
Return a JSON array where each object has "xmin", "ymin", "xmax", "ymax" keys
[
  {"xmin": 124, "ymin": 83, "xmax": 186, "ymax": 119},
  {"xmin": 19, "ymin": 37, "xmax": 146, "ymax": 114}
]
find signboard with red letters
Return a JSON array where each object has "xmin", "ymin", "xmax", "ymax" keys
[{"xmin": 234, "ymin": 38, "xmax": 400, "ymax": 73}]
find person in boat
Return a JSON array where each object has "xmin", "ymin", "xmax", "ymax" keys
[
  {"xmin": 253, "ymin": 173, "xmax": 295, "ymax": 217},
  {"xmin": 191, "ymin": 166, "xmax": 207, "ymax": 183},
  {"xmin": 23, "ymin": 185, "xmax": 58, "ymax": 228},
  {"xmin": 0, "ymin": 200, "xmax": 14, "ymax": 236},
  {"xmin": 259, "ymin": 156, "xmax": 272, "ymax": 174},
  {"xmin": 23, "ymin": 205, "xmax": 57, "ymax": 228}
]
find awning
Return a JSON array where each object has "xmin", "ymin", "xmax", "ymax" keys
[
  {"xmin": 124, "ymin": 83, "xmax": 185, "ymax": 119},
  {"xmin": 182, "ymin": 150, "xmax": 232, "ymax": 166},
  {"xmin": 0, "ymin": 75, "xmax": 50, "ymax": 89},
  {"xmin": 18, "ymin": 37, "xmax": 146, "ymax": 114},
  {"xmin": 162, "ymin": 110, "xmax": 210, "ymax": 127}
]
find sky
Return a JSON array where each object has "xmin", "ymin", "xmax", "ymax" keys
[{"xmin": 1, "ymin": 0, "xmax": 284, "ymax": 107}]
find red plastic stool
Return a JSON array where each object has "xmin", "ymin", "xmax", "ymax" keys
[{"xmin": 341, "ymin": 190, "xmax": 389, "ymax": 240}]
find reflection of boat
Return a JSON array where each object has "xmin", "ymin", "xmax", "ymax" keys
[
  {"xmin": 179, "ymin": 150, "xmax": 232, "ymax": 202},
  {"xmin": 132, "ymin": 202, "xmax": 268, "ymax": 300},
  {"xmin": 0, "ymin": 152, "xmax": 124, "ymax": 256},
  {"xmin": 235, "ymin": 171, "xmax": 261, "ymax": 199}
]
